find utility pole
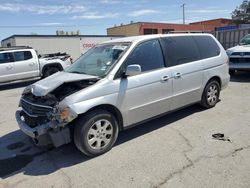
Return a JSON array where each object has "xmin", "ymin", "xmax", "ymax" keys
[{"xmin": 181, "ymin": 3, "xmax": 186, "ymax": 24}]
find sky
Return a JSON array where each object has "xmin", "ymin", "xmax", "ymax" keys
[{"xmin": 0, "ymin": 0, "xmax": 243, "ymax": 41}]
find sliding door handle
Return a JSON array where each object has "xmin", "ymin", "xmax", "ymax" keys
[
  {"xmin": 161, "ymin": 75, "xmax": 170, "ymax": 82},
  {"xmin": 174, "ymin": 72, "xmax": 182, "ymax": 79}
]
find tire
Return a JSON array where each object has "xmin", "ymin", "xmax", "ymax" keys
[
  {"xmin": 229, "ymin": 70, "xmax": 235, "ymax": 75},
  {"xmin": 74, "ymin": 110, "xmax": 119, "ymax": 157},
  {"xmin": 200, "ymin": 80, "xmax": 220, "ymax": 109},
  {"xmin": 43, "ymin": 67, "xmax": 60, "ymax": 78}
]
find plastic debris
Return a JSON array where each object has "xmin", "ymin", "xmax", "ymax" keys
[{"xmin": 212, "ymin": 133, "xmax": 232, "ymax": 142}]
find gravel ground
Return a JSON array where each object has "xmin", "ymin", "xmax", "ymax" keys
[{"xmin": 0, "ymin": 72, "xmax": 250, "ymax": 188}]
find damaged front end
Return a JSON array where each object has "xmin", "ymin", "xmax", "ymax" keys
[{"xmin": 16, "ymin": 74, "xmax": 99, "ymax": 147}]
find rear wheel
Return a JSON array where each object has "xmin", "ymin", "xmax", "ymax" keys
[
  {"xmin": 43, "ymin": 67, "xmax": 60, "ymax": 78},
  {"xmin": 201, "ymin": 80, "xmax": 220, "ymax": 109},
  {"xmin": 74, "ymin": 110, "xmax": 119, "ymax": 157}
]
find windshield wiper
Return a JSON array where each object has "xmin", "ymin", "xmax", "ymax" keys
[{"xmin": 68, "ymin": 70, "xmax": 87, "ymax": 74}]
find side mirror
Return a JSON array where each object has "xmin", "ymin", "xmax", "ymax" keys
[{"xmin": 125, "ymin": 64, "xmax": 141, "ymax": 77}]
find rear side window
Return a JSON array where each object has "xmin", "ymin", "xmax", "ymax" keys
[
  {"xmin": 124, "ymin": 39, "xmax": 164, "ymax": 72},
  {"xmin": 193, "ymin": 36, "xmax": 220, "ymax": 59},
  {"xmin": 14, "ymin": 51, "xmax": 33, "ymax": 62},
  {"xmin": 161, "ymin": 36, "xmax": 200, "ymax": 67},
  {"xmin": 0, "ymin": 52, "xmax": 14, "ymax": 64}
]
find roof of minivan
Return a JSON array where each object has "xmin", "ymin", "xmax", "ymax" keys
[{"xmin": 102, "ymin": 33, "xmax": 213, "ymax": 44}]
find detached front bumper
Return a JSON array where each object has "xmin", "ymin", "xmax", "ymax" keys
[
  {"xmin": 16, "ymin": 110, "xmax": 50, "ymax": 138},
  {"xmin": 16, "ymin": 110, "xmax": 71, "ymax": 147}
]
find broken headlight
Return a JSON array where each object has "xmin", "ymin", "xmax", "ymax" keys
[
  {"xmin": 52, "ymin": 106, "xmax": 78, "ymax": 124},
  {"xmin": 22, "ymin": 85, "xmax": 32, "ymax": 95}
]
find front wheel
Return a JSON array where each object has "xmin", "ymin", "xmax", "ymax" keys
[
  {"xmin": 200, "ymin": 80, "xmax": 220, "ymax": 109},
  {"xmin": 74, "ymin": 110, "xmax": 119, "ymax": 157}
]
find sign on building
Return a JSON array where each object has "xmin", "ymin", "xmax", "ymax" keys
[{"xmin": 80, "ymin": 37, "xmax": 115, "ymax": 55}]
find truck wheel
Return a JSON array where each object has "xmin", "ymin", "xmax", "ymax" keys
[
  {"xmin": 74, "ymin": 110, "xmax": 119, "ymax": 157},
  {"xmin": 200, "ymin": 80, "xmax": 220, "ymax": 109},
  {"xmin": 43, "ymin": 67, "xmax": 60, "ymax": 78}
]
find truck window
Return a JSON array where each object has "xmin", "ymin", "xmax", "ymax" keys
[
  {"xmin": 14, "ymin": 51, "xmax": 33, "ymax": 62},
  {"xmin": 161, "ymin": 36, "xmax": 200, "ymax": 67},
  {"xmin": 0, "ymin": 52, "xmax": 14, "ymax": 64},
  {"xmin": 124, "ymin": 39, "xmax": 165, "ymax": 72},
  {"xmin": 239, "ymin": 34, "xmax": 250, "ymax": 45},
  {"xmin": 193, "ymin": 36, "xmax": 220, "ymax": 59}
]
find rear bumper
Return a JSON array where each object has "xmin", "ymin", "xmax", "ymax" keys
[
  {"xmin": 221, "ymin": 73, "xmax": 230, "ymax": 90},
  {"xmin": 229, "ymin": 62, "xmax": 250, "ymax": 71}
]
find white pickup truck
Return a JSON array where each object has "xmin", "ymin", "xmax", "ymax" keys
[
  {"xmin": 226, "ymin": 34, "xmax": 250, "ymax": 74},
  {"xmin": 0, "ymin": 46, "xmax": 72, "ymax": 84}
]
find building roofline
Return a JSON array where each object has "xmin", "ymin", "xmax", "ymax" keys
[
  {"xmin": 107, "ymin": 22, "xmax": 139, "ymax": 29},
  {"xmin": 136, "ymin": 21, "xmax": 191, "ymax": 25},
  {"xmin": 190, "ymin": 18, "xmax": 233, "ymax": 24},
  {"xmin": 107, "ymin": 21, "xmax": 191, "ymax": 29},
  {"xmin": 1, "ymin": 34, "xmax": 124, "ymax": 42},
  {"xmin": 107, "ymin": 18, "xmax": 234, "ymax": 29}
]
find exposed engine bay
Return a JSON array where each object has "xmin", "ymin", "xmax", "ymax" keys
[
  {"xmin": 19, "ymin": 72, "xmax": 100, "ymax": 125},
  {"xmin": 17, "ymin": 77, "xmax": 99, "ymax": 147},
  {"xmin": 22, "ymin": 79, "xmax": 98, "ymax": 106},
  {"xmin": 21, "ymin": 78, "xmax": 99, "ymax": 121}
]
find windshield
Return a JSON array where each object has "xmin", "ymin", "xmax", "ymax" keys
[
  {"xmin": 65, "ymin": 43, "xmax": 130, "ymax": 77},
  {"xmin": 240, "ymin": 34, "xmax": 250, "ymax": 45}
]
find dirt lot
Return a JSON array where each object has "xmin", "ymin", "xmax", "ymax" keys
[{"xmin": 0, "ymin": 73, "xmax": 250, "ymax": 188}]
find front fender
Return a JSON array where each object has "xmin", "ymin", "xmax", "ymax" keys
[{"xmin": 68, "ymin": 92, "xmax": 119, "ymax": 115}]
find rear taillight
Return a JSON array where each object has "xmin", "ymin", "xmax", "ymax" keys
[{"xmin": 226, "ymin": 57, "xmax": 229, "ymax": 65}]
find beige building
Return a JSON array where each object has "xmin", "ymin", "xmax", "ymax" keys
[
  {"xmin": 107, "ymin": 23, "xmax": 141, "ymax": 36},
  {"xmin": 1, "ymin": 35, "xmax": 122, "ymax": 60}
]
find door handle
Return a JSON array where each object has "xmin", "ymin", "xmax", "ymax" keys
[
  {"xmin": 29, "ymin": 62, "xmax": 35, "ymax": 66},
  {"xmin": 174, "ymin": 72, "xmax": 182, "ymax": 79},
  {"xmin": 161, "ymin": 75, "xmax": 170, "ymax": 82}
]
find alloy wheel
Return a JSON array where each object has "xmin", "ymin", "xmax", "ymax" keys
[
  {"xmin": 87, "ymin": 119, "xmax": 113, "ymax": 150},
  {"xmin": 207, "ymin": 84, "xmax": 218, "ymax": 106}
]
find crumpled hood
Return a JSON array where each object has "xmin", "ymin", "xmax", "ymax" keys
[
  {"xmin": 227, "ymin": 45, "xmax": 250, "ymax": 55},
  {"xmin": 31, "ymin": 71, "xmax": 98, "ymax": 96}
]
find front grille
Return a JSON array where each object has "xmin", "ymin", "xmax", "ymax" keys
[
  {"xmin": 231, "ymin": 52, "xmax": 250, "ymax": 56},
  {"xmin": 21, "ymin": 112, "xmax": 50, "ymax": 128},
  {"xmin": 230, "ymin": 57, "xmax": 250, "ymax": 63},
  {"xmin": 21, "ymin": 98, "xmax": 52, "ymax": 117}
]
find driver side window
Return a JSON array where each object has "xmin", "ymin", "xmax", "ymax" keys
[
  {"xmin": 123, "ymin": 39, "xmax": 165, "ymax": 73},
  {"xmin": 0, "ymin": 52, "xmax": 14, "ymax": 64}
]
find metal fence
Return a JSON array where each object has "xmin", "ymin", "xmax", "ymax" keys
[{"xmin": 214, "ymin": 28, "xmax": 250, "ymax": 49}]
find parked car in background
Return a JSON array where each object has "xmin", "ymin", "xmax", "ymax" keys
[
  {"xmin": 16, "ymin": 34, "xmax": 229, "ymax": 157},
  {"xmin": 226, "ymin": 34, "xmax": 250, "ymax": 74},
  {"xmin": 0, "ymin": 46, "xmax": 72, "ymax": 84}
]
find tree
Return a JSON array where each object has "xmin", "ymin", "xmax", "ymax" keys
[{"xmin": 232, "ymin": 0, "xmax": 250, "ymax": 24}]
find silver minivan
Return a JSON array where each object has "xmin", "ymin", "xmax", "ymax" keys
[{"xmin": 16, "ymin": 34, "xmax": 230, "ymax": 156}]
